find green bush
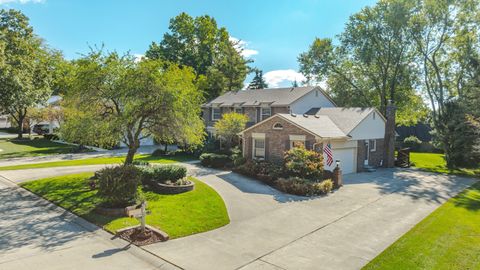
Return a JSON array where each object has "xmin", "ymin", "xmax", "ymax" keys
[
  {"xmin": 234, "ymin": 160, "xmax": 283, "ymax": 184},
  {"xmin": 231, "ymin": 146, "xmax": 246, "ymax": 167},
  {"xmin": 140, "ymin": 164, "xmax": 187, "ymax": 183},
  {"xmin": 275, "ymin": 177, "xmax": 314, "ymax": 196},
  {"xmin": 200, "ymin": 153, "xmax": 231, "ymax": 168},
  {"xmin": 403, "ymin": 136, "xmax": 422, "ymax": 151},
  {"xmin": 313, "ymin": 179, "xmax": 333, "ymax": 194},
  {"xmin": 284, "ymin": 146, "xmax": 324, "ymax": 180},
  {"xmin": 97, "ymin": 165, "xmax": 141, "ymax": 207},
  {"xmin": 43, "ymin": 134, "xmax": 59, "ymax": 141}
]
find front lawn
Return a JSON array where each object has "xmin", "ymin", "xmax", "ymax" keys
[
  {"xmin": 0, "ymin": 153, "xmax": 194, "ymax": 170},
  {"xmin": 0, "ymin": 138, "xmax": 82, "ymax": 159},
  {"xmin": 363, "ymin": 181, "xmax": 480, "ymax": 270},
  {"xmin": 411, "ymin": 152, "xmax": 480, "ymax": 177},
  {"xmin": 21, "ymin": 173, "xmax": 229, "ymax": 239}
]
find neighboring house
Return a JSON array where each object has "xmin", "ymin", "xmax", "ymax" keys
[
  {"xmin": 202, "ymin": 86, "xmax": 336, "ymax": 136},
  {"xmin": 202, "ymin": 86, "xmax": 387, "ymax": 174},
  {"xmin": 0, "ymin": 115, "xmax": 11, "ymax": 129}
]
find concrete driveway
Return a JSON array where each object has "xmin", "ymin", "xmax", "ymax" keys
[
  {"xmin": 0, "ymin": 164, "xmax": 477, "ymax": 270},
  {"xmin": 144, "ymin": 166, "xmax": 476, "ymax": 270},
  {"xmin": 0, "ymin": 176, "xmax": 178, "ymax": 270}
]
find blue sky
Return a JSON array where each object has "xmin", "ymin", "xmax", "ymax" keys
[{"xmin": 1, "ymin": 0, "xmax": 376, "ymax": 87}]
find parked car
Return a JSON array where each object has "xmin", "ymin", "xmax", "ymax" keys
[{"xmin": 33, "ymin": 124, "xmax": 50, "ymax": 135}]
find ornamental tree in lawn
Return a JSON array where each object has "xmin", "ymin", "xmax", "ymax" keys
[
  {"xmin": 213, "ymin": 112, "xmax": 248, "ymax": 150},
  {"xmin": 63, "ymin": 50, "xmax": 204, "ymax": 164}
]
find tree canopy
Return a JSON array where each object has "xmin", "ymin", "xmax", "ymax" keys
[
  {"xmin": 62, "ymin": 50, "xmax": 205, "ymax": 164},
  {"xmin": 213, "ymin": 112, "xmax": 249, "ymax": 150},
  {"xmin": 0, "ymin": 9, "xmax": 59, "ymax": 138},
  {"xmin": 247, "ymin": 68, "xmax": 269, "ymax": 89},
  {"xmin": 146, "ymin": 12, "xmax": 250, "ymax": 100}
]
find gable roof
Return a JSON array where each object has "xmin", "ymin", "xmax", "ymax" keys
[
  {"xmin": 204, "ymin": 86, "xmax": 335, "ymax": 107},
  {"xmin": 241, "ymin": 113, "xmax": 348, "ymax": 139},
  {"xmin": 314, "ymin": 107, "xmax": 383, "ymax": 134}
]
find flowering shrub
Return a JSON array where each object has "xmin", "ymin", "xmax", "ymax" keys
[{"xmin": 284, "ymin": 146, "xmax": 324, "ymax": 180}]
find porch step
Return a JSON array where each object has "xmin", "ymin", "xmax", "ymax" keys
[{"xmin": 363, "ymin": 165, "xmax": 377, "ymax": 172}]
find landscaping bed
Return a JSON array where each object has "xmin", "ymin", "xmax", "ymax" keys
[{"xmin": 20, "ymin": 172, "xmax": 229, "ymax": 239}]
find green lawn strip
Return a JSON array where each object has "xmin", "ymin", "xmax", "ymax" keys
[
  {"xmin": 363, "ymin": 181, "xmax": 480, "ymax": 270},
  {"xmin": 410, "ymin": 152, "xmax": 480, "ymax": 177},
  {"xmin": 0, "ymin": 138, "xmax": 80, "ymax": 159},
  {"xmin": 0, "ymin": 153, "xmax": 194, "ymax": 171},
  {"xmin": 20, "ymin": 173, "xmax": 229, "ymax": 239}
]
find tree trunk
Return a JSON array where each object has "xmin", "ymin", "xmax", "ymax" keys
[
  {"xmin": 383, "ymin": 101, "xmax": 396, "ymax": 168},
  {"xmin": 164, "ymin": 143, "xmax": 168, "ymax": 153},
  {"xmin": 124, "ymin": 145, "xmax": 138, "ymax": 165},
  {"xmin": 16, "ymin": 114, "xmax": 25, "ymax": 139}
]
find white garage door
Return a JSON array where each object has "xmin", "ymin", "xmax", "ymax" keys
[{"xmin": 323, "ymin": 147, "xmax": 356, "ymax": 174}]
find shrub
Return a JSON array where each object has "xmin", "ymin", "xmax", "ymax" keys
[
  {"xmin": 284, "ymin": 146, "xmax": 324, "ymax": 180},
  {"xmin": 200, "ymin": 153, "xmax": 231, "ymax": 168},
  {"xmin": 313, "ymin": 179, "xmax": 333, "ymax": 194},
  {"xmin": 403, "ymin": 136, "xmax": 422, "ymax": 151},
  {"xmin": 140, "ymin": 164, "xmax": 187, "ymax": 183},
  {"xmin": 231, "ymin": 146, "xmax": 246, "ymax": 167},
  {"xmin": 132, "ymin": 160, "xmax": 150, "ymax": 166},
  {"xmin": 43, "ymin": 134, "xmax": 59, "ymax": 140},
  {"xmin": 97, "ymin": 165, "xmax": 141, "ymax": 207},
  {"xmin": 275, "ymin": 177, "xmax": 314, "ymax": 196}
]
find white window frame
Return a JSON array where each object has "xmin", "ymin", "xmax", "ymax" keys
[
  {"xmin": 289, "ymin": 135, "xmax": 306, "ymax": 149},
  {"xmin": 272, "ymin": 122, "xmax": 283, "ymax": 130},
  {"xmin": 212, "ymin": 107, "xmax": 221, "ymax": 121},
  {"xmin": 261, "ymin": 107, "xmax": 271, "ymax": 120},
  {"xmin": 369, "ymin": 139, "xmax": 376, "ymax": 152},
  {"xmin": 252, "ymin": 133, "xmax": 266, "ymax": 159}
]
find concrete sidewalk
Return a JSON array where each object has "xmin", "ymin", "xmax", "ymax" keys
[{"xmin": 0, "ymin": 175, "xmax": 179, "ymax": 270}]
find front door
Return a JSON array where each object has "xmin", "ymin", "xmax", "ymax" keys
[{"xmin": 364, "ymin": 141, "xmax": 369, "ymax": 165}]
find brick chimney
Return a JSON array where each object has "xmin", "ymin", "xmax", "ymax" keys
[{"xmin": 384, "ymin": 100, "xmax": 396, "ymax": 168}]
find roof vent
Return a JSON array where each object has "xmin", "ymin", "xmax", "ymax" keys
[
  {"xmin": 290, "ymin": 113, "xmax": 296, "ymax": 117},
  {"xmin": 303, "ymin": 114, "xmax": 308, "ymax": 118},
  {"xmin": 314, "ymin": 115, "xmax": 320, "ymax": 118}
]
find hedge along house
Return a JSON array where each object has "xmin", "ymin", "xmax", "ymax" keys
[{"xmin": 240, "ymin": 107, "xmax": 387, "ymax": 174}]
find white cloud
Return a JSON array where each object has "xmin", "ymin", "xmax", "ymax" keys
[
  {"xmin": 0, "ymin": 0, "xmax": 44, "ymax": 4},
  {"xmin": 263, "ymin": 69, "xmax": 306, "ymax": 88},
  {"xmin": 133, "ymin": 54, "xmax": 145, "ymax": 63},
  {"xmin": 230, "ymin": 36, "xmax": 259, "ymax": 59}
]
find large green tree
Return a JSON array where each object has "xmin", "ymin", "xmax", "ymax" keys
[
  {"xmin": 63, "ymin": 50, "xmax": 205, "ymax": 164},
  {"xmin": 0, "ymin": 9, "xmax": 59, "ymax": 138},
  {"xmin": 146, "ymin": 12, "xmax": 250, "ymax": 100}
]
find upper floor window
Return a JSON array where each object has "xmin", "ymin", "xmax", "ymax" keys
[
  {"xmin": 273, "ymin": 122, "xmax": 283, "ymax": 130},
  {"xmin": 261, "ymin": 107, "xmax": 271, "ymax": 120},
  {"xmin": 212, "ymin": 108, "xmax": 221, "ymax": 121}
]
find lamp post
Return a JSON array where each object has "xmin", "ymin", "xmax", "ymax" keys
[{"xmin": 333, "ymin": 159, "xmax": 343, "ymax": 188}]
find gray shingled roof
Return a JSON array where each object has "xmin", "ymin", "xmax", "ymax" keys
[
  {"xmin": 278, "ymin": 114, "xmax": 348, "ymax": 138},
  {"xmin": 315, "ymin": 107, "xmax": 376, "ymax": 134},
  {"xmin": 204, "ymin": 86, "xmax": 317, "ymax": 107}
]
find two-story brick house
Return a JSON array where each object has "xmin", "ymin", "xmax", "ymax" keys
[{"xmin": 202, "ymin": 86, "xmax": 387, "ymax": 174}]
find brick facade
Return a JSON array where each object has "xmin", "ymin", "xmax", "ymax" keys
[
  {"xmin": 356, "ymin": 139, "xmax": 385, "ymax": 171},
  {"xmin": 243, "ymin": 116, "xmax": 317, "ymax": 163}
]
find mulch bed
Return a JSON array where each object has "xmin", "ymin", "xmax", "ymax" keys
[{"xmin": 117, "ymin": 226, "xmax": 169, "ymax": 246}]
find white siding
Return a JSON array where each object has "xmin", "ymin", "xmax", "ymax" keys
[
  {"xmin": 290, "ymin": 90, "xmax": 335, "ymax": 114},
  {"xmin": 323, "ymin": 140, "xmax": 357, "ymax": 174},
  {"xmin": 349, "ymin": 111, "xmax": 385, "ymax": 140}
]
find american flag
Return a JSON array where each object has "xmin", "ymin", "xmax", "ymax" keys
[{"xmin": 324, "ymin": 143, "xmax": 334, "ymax": 166}]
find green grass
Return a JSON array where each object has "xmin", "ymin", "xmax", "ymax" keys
[
  {"xmin": 410, "ymin": 152, "xmax": 480, "ymax": 177},
  {"xmin": 363, "ymin": 182, "xmax": 480, "ymax": 270},
  {"xmin": 0, "ymin": 153, "xmax": 194, "ymax": 170},
  {"xmin": 0, "ymin": 138, "xmax": 81, "ymax": 159},
  {"xmin": 20, "ymin": 173, "xmax": 230, "ymax": 239}
]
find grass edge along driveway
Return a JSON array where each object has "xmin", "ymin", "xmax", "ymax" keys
[
  {"xmin": 0, "ymin": 154, "xmax": 194, "ymax": 171},
  {"xmin": 20, "ymin": 173, "xmax": 230, "ymax": 239},
  {"xmin": 363, "ymin": 181, "xmax": 480, "ymax": 270}
]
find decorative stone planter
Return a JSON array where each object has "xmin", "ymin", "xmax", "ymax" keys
[
  {"xmin": 147, "ymin": 180, "xmax": 195, "ymax": 194},
  {"xmin": 95, "ymin": 203, "xmax": 141, "ymax": 217}
]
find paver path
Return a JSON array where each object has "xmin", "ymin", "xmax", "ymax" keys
[{"xmin": 0, "ymin": 175, "xmax": 179, "ymax": 270}]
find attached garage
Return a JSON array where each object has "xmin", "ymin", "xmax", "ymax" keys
[{"xmin": 324, "ymin": 146, "xmax": 357, "ymax": 174}]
